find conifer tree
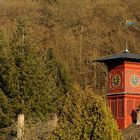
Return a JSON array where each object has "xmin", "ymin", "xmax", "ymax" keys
[
  {"xmin": 0, "ymin": 19, "xmax": 71, "ymax": 130},
  {"xmin": 50, "ymin": 87, "xmax": 121, "ymax": 140}
]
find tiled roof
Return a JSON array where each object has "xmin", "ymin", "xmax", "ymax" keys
[{"xmin": 94, "ymin": 51, "xmax": 140, "ymax": 63}]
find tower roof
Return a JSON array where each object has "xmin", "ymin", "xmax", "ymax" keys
[{"xmin": 94, "ymin": 50, "xmax": 140, "ymax": 64}]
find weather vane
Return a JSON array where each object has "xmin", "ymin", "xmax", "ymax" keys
[{"xmin": 125, "ymin": 41, "xmax": 129, "ymax": 52}]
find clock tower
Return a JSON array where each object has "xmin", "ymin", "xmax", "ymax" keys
[{"xmin": 95, "ymin": 49, "xmax": 140, "ymax": 129}]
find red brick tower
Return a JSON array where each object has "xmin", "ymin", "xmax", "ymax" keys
[{"xmin": 95, "ymin": 49, "xmax": 140, "ymax": 129}]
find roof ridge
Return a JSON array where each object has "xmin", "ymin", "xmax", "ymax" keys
[{"xmin": 94, "ymin": 51, "xmax": 140, "ymax": 63}]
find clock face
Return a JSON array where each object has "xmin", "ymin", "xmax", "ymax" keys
[
  {"xmin": 111, "ymin": 74, "xmax": 121, "ymax": 88},
  {"xmin": 129, "ymin": 74, "xmax": 140, "ymax": 87}
]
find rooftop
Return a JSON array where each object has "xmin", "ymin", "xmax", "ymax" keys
[{"xmin": 94, "ymin": 50, "xmax": 140, "ymax": 64}]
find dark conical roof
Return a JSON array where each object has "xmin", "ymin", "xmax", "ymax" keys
[{"xmin": 94, "ymin": 50, "xmax": 140, "ymax": 64}]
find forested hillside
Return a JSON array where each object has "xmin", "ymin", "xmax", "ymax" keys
[
  {"xmin": 0, "ymin": 0, "xmax": 140, "ymax": 90},
  {"xmin": 0, "ymin": 0, "xmax": 140, "ymax": 139}
]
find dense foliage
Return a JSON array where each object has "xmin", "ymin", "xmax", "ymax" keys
[
  {"xmin": 50, "ymin": 87, "xmax": 121, "ymax": 140},
  {"xmin": 0, "ymin": 24, "xmax": 71, "ymax": 129},
  {"xmin": 0, "ymin": 0, "xmax": 140, "ymax": 90},
  {"xmin": 0, "ymin": 0, "xmax": 140, "ymax": 139}
]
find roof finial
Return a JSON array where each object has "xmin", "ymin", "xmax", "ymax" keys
[{"xmin": 124, "ymin": 41, "xmax": 129, "ymax": 52}]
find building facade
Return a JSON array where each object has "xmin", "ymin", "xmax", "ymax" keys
[{"xmin": 95, "ymin": 50, "xmax": 140, "ymax": 129}]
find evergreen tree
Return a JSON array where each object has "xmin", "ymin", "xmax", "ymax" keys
[
  {"xmin": 50, "ymin": 87, "xmax": 121, "ymax": 140},
  {"xmin": 0, "ymin": 19, "xmax": 71, "ymax": 130}
]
